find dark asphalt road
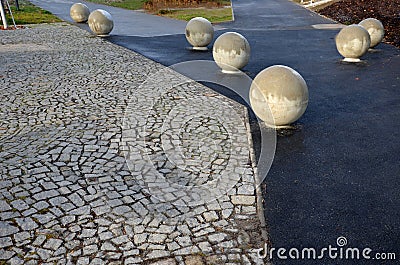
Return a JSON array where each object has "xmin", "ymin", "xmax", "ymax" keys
[{"xmin": 30, "ymin": 0, "xmax": 400, "ymax": 264}]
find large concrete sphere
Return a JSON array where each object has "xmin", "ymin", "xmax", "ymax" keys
[
  {"xmin": 250, "ymin": 65, "xmax": 309, "ymax": 128},
  {"xmin": 70, "ymin": 3, "xmax": 90, "ymax": 23},
  {"xmin": 88, "ymin": 9, "xmax": 114, "ymax": 36},
  {"xmin": 185, "ymin": 17, "xmax": 214, "ymax": 50},
  {"xmin": 359, "ymin": 18, "xmax": 384, "ymax": 48},
  {"xmin": 335, "ymin": 24, "xmax": 371, "ymax": 62},
  {"xmin": 213, "ymin": 32, "xmax": 250, "ymax": 73}
]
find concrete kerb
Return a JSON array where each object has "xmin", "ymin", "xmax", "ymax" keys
[
  {"xmin": 244, "ymin": 109, "xmax": 271, "ymax": 261},
  {"xmin": 230, "ymin": 0, "xmax": 235, "ymax": 22}
]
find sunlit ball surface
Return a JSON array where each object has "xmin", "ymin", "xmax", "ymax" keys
[
  {"xmin": 335, "ymin": 24, "xmax": 371, "ymax": 62},
  {"xmin": 250, "ymin": 65, "xmax": 309, "ymax": 128},
  {"xmin": 212, "ymin": 32, "xmax": 250, "ymax": 73},
  {"xmin": 185, "ymin": 17, "xmax": 214, "ymax": 50},
  {"xmin": 359, "ymin": 18, "xmax": 384, "ymax": 48},
  {"xmin": 88, "ymin": 9, "xmax": 114, "ymax": 36},
  {"xmin": 70, "ymin": 3, "xmax": 90, "ymax": 23}
]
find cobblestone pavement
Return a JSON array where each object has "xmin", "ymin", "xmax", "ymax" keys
[{"xmin": 0, "ymin": 24, "xmax": 266, "ymax": 264}]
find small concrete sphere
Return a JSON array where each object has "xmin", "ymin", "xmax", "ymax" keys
[
  {"xmin": 249, "ymin": 65, "xmax": 309, "ymax": 128},
  {"xmin": 88, "ymin": 9, "xmax": 114, "ymax": 36},
  {"xmin": 335, "ymin": 24, "xmax": 371, "ymax": 62},
  {"xmin": 213, "ymin": 32, "xmax": 250, "ymax": 73},
  {"xmin": 359, "ymin": 18, "xmax": 384, "ymax": 48},
  {"xmin": 185, "ymin": 17, "xmax": 214, "ymax": 50},
  {"xmin": 70, "ymin": 3, "xmax": 90, "ymax": 23}
]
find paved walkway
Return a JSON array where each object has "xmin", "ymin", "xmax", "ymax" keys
[
  {"xmin": 0, "ymin": 24, "xmax": 266, "ymax": 264},
  {"xmin": 30, "ymin": 0, "xmax": 188, "ymax": 37}
]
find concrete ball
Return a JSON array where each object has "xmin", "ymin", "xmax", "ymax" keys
[
  {"xmin": 88, "ymin": 9, "xmax": 114, "ymax": 36},
  {"xmin": 249, "ymin": 65, "xmax": 309, "ymax": 128},
  {"xmin": 185, "ymin": 17, "xmax": 214, "ymax": 50},
  {"xmin": 70, "ymin": 3, "xmax": 90, "ymax": 23},
  {"xmin": 335, "ymin": 24, "xmax": 371, "ymax": 62},
  {"xmin": 213, "ymin": 32, "xmax": 250, "ymax": 73},
  {"xmin": 359, "ymin": 18, "xmax": 384, "ymax": 48}
]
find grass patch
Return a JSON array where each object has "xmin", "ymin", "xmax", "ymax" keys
[
  {"xmin": 159, "ymin": 7, "xmax": 232, "ymax": 22},
  {"xmin": 85, "ymin": 0, "xmax": 147, "ymax": 10},
  {"xmin": 45, "ymin": 233, "xmax": 57, "ymax": 240},
  {"xmin": 5, "ymin": 0, "xmax": 61, "ymax": 25},
  {"xmin": 37, "ymin": 208, "xmax": 50, "ymax": 214}
]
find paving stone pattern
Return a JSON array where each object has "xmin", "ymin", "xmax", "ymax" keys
[{"xmin": 0, "ymin": 23, "xmax": 265, "ymax": 264}]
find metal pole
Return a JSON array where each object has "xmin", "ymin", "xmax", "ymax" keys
[
  {"xmin": 0, "ymin": 0, "xmax": 8, "ymax": 29},
  {"xmin": 5, "ymin": 0, "xmax": 16, "ymax": 28},
  {"xmin": 15, "ymin": 0, "xmax": 19, "ymax": 11}
]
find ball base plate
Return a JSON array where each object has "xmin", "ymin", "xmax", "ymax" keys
[
  {"xmin": 342, "ymin": 57, "xmax": 361, "ymax": 63},
  {"xmin": 192, "ymin": 46, "xmax": 208, "ymax": 51},
  {"xmin": 221, "ymin": 69, "xmax": 242, "ymax": 74}
]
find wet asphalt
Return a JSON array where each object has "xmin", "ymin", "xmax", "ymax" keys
[{"xmin": 30, "ymin": 0, "xmax": 400, "ymax": 264}]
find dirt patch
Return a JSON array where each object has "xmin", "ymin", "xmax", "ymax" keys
[
  {"xmin": 316, "ymin": 0, "xmax": 400, "ymax": 48},
  {"xmin": 0, "ymin": 25, "xmax": 25, "ymax": 30},
  {"xmin": 144, "ymin": 0, "xmax": 228, "ymax": 12}
]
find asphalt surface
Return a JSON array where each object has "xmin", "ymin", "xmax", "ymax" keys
[{"xmin": 28, "ymin": 0, "xmax": 400, "ymax": 264}]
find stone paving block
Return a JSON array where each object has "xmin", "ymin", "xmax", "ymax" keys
[
  {"xmin": 148, "ymin": 258, "xmax": 176, "ymax": 265},
  {"xmin": 10, "ymin": 200, "xmax": 29, "ymax": 211},
  {"xmin": 0, "ymin": 222, "xmax": 19, "ymax": 237},
  {"xmin": 203, "ymin": 211, "xmax": 219, "ymax": 222},
  {"xmin": 8, "ymin": 256, "xmax": 24, "ymax": 265},
  {"xmin": 111, "ymin": 235, "xmax": 130, "ymax": 245},
  {"xmin": 43, "ymin": 238, "xmax": 63, "ymax": 250},
  {"xmin": 208, "ymin": 233, "xmax": 228, "ymax": 243},
  {"xmin": 146, "ymin": 249, "xmax": 170, "ymax": 259},
  {"xmin": 15, "ymin": 217, "xmax": 38, "ymax": 231},
  {"xmin": 0, "ymin": 248, "xmax": 15, "ymax": 260},
  {"xmin": 231, "ymin": 195, "xmax": 256, "ymax": 205},
  {"xmin": 0, "ymin": 236, "xmax": 13, "ymax": 248},
  {"xmin": 14, "ymin": 231, "xmax": 30, "ymax": 242}
]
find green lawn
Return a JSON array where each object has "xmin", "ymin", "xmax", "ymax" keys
[
  {"xmin": 4, "ymin": 0, "xmax": 61, "ymax": 25},
  {"xmin": 85, "ymin": 0, "xmax": 147, "ymax": 10},
  {"xmin": 159, "ymin": 7, "xmax": 232, "ymax": 23}
]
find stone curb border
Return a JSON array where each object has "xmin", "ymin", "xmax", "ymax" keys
[{"xmin": 244, "ymin": 110, "xmax": 271, "ymax": 265}]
